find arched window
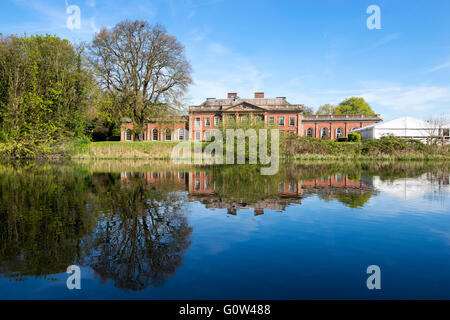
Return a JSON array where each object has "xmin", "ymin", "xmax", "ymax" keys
[
  {"xmin": 165, "ymin": 128, "xmax": 171, "ymax": 141},
  {"xmin": 321, "ymin": 127, "xmax": 328, "ymax": 139},
  {"xmin": 126, "ymin": 129, "xmax": 132, "ymax": 141},
  {"xmin": 336, "ymin": 127, "xmax": 344, "ymax": 138},
  {"xmin": 350, "ymin": 127, "xmax": 358, "ymax": 132},
  {"xmin": 306, "ymin": 128, "xmax": 313, "ymax": 137},
  {"xmin": 152, "ymin": 128, "xmax": 158, "ymax": 141},
  {"xmin": 178, "ymin": 128, "xmax": 185, "ymax": 141}
]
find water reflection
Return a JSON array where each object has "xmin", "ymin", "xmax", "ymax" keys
[
  {"xmin": 0, "ymin": 165, "xmax": 192, "ymax": 291},
  {"xmin": 86, "ymin": 173, "xmax": 192, "ymax": 291},
  {"xmin": 127, "ymin": 170, "xmax": 376, "ymax": 214},
  {"xmin": 0, "ymin": 161, "xmax": 448, "ymax": 294}
]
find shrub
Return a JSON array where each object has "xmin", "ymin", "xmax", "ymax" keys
[
  {"xmin": 337, "ymin": 137, "xmax": 348, "ymax": 142},
  {"xmin": 348, "ymin": 132, "xmax": 361, "ymax": 142}
]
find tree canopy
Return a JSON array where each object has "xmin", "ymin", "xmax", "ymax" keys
[
  {"xmin": 0, "ymin": 34, "xmax": 94, "ymax": 154},
  {"xmin": 315, "ymin": 98, "xmax": 375, "ymax": 116},
  {"xmin": 335, "ymin": 97, "xmax": 375, "ymax": 115},
  {"xmin": 89, "ymin": 20, "xmax": 192, "ymax": 140},
  {"xmin": 316, "ymin": 104, "xmax": 338, "ymax": 115}
]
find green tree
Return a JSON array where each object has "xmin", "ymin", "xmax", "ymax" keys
[
  {"xmin": 316, "ymin": 104, "xmax": 337, "ymax": 115},
  {"xmin": 335, "ymin": 97, "xmax": 375, "ymax": 115},
  {"xmin": 0, "ymin": 34, "xmax": 95, "ymax": 155}
]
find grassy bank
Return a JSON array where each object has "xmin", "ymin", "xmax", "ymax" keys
[
  {"xmin": 68, "ymin": 136, "xmax": 450, "ymax": 161},
  {"xmin": 2, "ymin": 135, "xmax": 448, "ymax": 161},
  {"xmin": 69, "ymin": 141, "xmax": 180, "ymax": 160},
  {"xmin": 285, "ymin": 136, "xmax": 450, "ymax": 161}
]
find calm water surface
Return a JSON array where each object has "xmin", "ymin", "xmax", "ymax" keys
[{"xmin": 0, "ymin": 161, "xmax": 449, "ymax": 299}]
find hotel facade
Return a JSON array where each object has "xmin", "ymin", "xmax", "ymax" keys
[{"xmin": 121, "ymin": 92, "xmax": 382, "ymax": 141}]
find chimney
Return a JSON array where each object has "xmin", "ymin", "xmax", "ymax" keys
[
  {"xmin": 228, "ymin": 92, "xmax": 238, "ymax": 99},
  {"xmin": 254, "ymin": 92, "xmax": 264, "ymax": 98}
]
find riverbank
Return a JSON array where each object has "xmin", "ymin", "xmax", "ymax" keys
[
  {"xmin": 2, "ymin": 135, "xmax": 449, "ymax": 161},
  {"xmin": 68, "ymin": 136, "xmax": 450, "ymax": 161}
]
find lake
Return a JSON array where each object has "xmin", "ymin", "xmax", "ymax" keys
[{"xmin": 0, "ymin": 161, "xmax": 449, "ymax": 299}]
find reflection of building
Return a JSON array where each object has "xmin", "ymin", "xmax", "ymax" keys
[
  {"xmin": 121, "ymin": 92, "xmax": 381, "ymax": 141},
  {"xmin": 121, "ymin": 171, "xmax": 375, "ymax": 215}
]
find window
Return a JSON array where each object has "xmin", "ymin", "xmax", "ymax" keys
[
  {"xmin": 350, "ymin": 127, "xmax": 358, "ymax": 132},
  {"xmin": 126, "ymin": 129, "xmax": 132, "ymax": 141},
  {"xmin": 194, "ymin": 117, "xmax": 201, "ymax": 128},
  {"xmin": 178, "ymin": 128, "xmax": 185, "ymax": 141},
  {"xmin": 278, "ymin": 182, "xmax": 284, "ymax": 192},
  {"xmin": 241, "ymin": 115, "xmax": 248, "ymax": 123},
  {"xmin": 289, "ymin": 116, "xmax": 296, "ymax": 127},
  {"xmin": 306, "ymin": 128, "xmax": 313, "ymax": 137},
  {"xmin": 152, "ymin": 128, "xmax": 159, "ymax": 141},
  {"xmin": 214, "ymin": 116, "xmax": 220, "ymax": 126},
  {"xmin": 255, "ymin": 115, "xmax": 263, "ymax": 122},
  {"xmin": 204, "ymin": 117, "xmax": 211, "ymax": 127},
  {"xmin": 152, "ymin": 172, "xmax": 158, "ymax": 179},
  {"xmin": 204, "ymin": 130, "xmax": 211, "ymax": 141},
  {"xmin": 194, "ymin": 179, "xmax": 200, "ymax": 191},
  {"xmin": 336, "ymin": 127, "xmax": 343, "ymax": 138},
  {"xmin": 289, "ymin": 184, "xmax": 295, "ymax": 192},
  {"xmin": 178, "ymin": 172, "xmax": 185, "ymax": 180},
  {"xmin": 278, "ymin": 116, "xmax": 285, "ymax": 126},
  {"xmin": 195, "ymin": 131, "xmax": 201, "ymax": 141},
  {"xmin": 321, "ymin": 127, "xmax": 328, "ymax": 139},
  {"xmin": 165, "ymin": 128, "xmax": 171, "ymax": 141},
  {"xmin": 268, "ymin": 116, "xmax": 275, "ymax": 124}
]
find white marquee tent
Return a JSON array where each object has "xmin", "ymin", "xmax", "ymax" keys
[{"xmin": 351, "ymin": 116, "xmax": 449, "ymax": 142}]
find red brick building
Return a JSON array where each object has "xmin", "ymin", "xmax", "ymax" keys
[{"xmin": 121, "ymin": 92, "xmax": 381, "ymax": 141}]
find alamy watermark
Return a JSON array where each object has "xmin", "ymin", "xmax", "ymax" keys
[
  {"xmin": 171, "ymin": 129, "xmax": 280, "ymax": 175},
  {"xmin": 66, "ymin": 265, "xmax": 81, "ymax": 290},
  {"xmin": 367, "ymin": 5, "xmax": 381, "ymax": 30},
  {"xmin": 66, "ymin": 2, "xmax": 81, "ymax": 30},
  {"xmin": 366, "ymin": 265, "xmax": 381, "ymax": 290}
]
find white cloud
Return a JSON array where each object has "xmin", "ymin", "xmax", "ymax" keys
[
  {"xmin": 428, "ymin": 59, "xmax": 450, "ymax": 73},
  {"xmin": 261, "ymin": 80, "xmax": 450, "ymax": 120}
]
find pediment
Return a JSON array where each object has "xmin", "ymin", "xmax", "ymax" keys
[{"xmin": 223, "ymin": 102, "xmax": 266, "ymax": 112}]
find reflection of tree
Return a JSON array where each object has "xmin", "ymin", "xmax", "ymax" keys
[
  {"xmin": 0, "ymin": 165, "xmax": 192, "ymax": 291},
  {"xmin": 0, "ymin": 164, "xmax": 96, "ymax": 280},
  {"xmin": 211, "ymin": 166, "xmax": 283, "ymax": 203},
  {"xmin": 87, "ymin": 174, "xmax": 192, "ymax": 291},
  {"xmin": 322, "ymin": 192, "xmax": 373, "ymax": 209}
]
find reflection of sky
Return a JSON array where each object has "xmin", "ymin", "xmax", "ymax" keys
[
  {"xmin": 1, "ymin": 174, "xmax": 449, "ymax": 299},
  {"xmin": 373, "ymin": 174, "xmax": 450, "ymax": 202}
]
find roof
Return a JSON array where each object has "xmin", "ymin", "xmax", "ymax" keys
[
  {"xmin": 303, "ymin": 114, "xmax": 381, "ymax": 121},
  {"xmin": 189, "ymin": 97, "xmax": 302, "ymax": 112},
  {"xmin": 352, "ymin": 116, "xmax": 431, "ymax": 132}
]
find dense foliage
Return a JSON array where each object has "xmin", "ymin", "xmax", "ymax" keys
[
  {"xmin": 0, "ymin": 20, "xmax": 193, "ymax": 157},
  {"xmin": 0, "ymin": 34, "xmax": 94, "ymax": 157},
  {"xmin": 285, "ymin": 135, "xmax": 450, "ymax": 160}
]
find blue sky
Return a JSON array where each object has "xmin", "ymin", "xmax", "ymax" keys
[{"xmin": 1, "ymin": 0, "xmax": 449, "ymax": 120}]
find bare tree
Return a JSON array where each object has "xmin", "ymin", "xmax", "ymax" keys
[
  {"xmin": 89, "ymin": 20, "xmax": 192, "ymax": 140},
  {"xmin": 426, "ymin": 115, "xmax": 450, "ymax": 145}
]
